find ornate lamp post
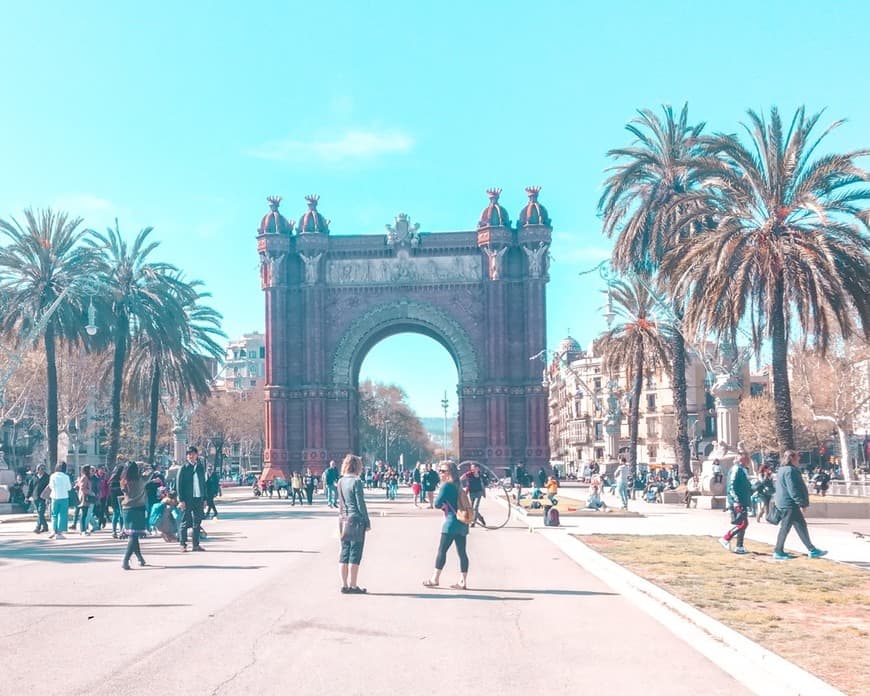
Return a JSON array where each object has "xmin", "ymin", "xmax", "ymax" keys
[{"xmin": 441, "ymin": 391, "xmax": 449, "ymax": 460}]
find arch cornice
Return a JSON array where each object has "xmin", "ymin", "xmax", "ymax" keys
[{"xmin": 331, "ymin": 299, "xmax": 480, "ymax": 386}]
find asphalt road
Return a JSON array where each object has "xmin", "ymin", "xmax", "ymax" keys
[{"xmin": 0, "ymin": 491, "xmax": 748, "ymax": 696}]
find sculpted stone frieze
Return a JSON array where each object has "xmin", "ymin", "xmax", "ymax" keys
[{"xmin": 326, "ymin": 254, "xmax": 481, "ymax": 286}]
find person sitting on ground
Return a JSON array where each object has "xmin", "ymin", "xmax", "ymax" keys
[
  {"xmin": 585, "ymin": 484, "xmax": 609, "ymax": 512},
  {"xmin": 530, "ymin": 485, "xmax": 543, "ymax": 500}
]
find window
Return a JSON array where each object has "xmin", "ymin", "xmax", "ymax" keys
[
  {"xmin": 593, "ymin": 421, "xmax": 603, "ymax": 440},
  {"xmin": 250, "ymin": 379, "xmax": 257, "ymax": 387},
  {"xmin": 646, "ymin": 394, "xmax": 656, "ymax": 411},
  {"xmin": 259, "ymin": 346, "xmax": 266, "ymax": 359},
  {"xmin": 647, "ymin": 418, "xmax": 658, "ymax": 438},
  {"xmin": 594, "ymin": 378, "xmax": 602, "ymax": 391}
]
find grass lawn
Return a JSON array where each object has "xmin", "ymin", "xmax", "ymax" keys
[
  {"xmin": 517, "ymin": 494, "xmax": 639, "ymax": 516},
  {"xmin": 578, "ymin": 534, "xmax": 870, "ymax": 696}
]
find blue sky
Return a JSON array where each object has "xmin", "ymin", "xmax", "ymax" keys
[{"xmin": 2, "ymin": 1, "xmax": 869, "ymax": 416}]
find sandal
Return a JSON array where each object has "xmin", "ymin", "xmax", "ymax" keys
[
  {"xmin": 347, "ymin": 586, "xmax": 367, "ymax": 594},
  {"xmin": 340, "ymin": 587, "xmax": 350, "ymax": 594},
  {"xmin": 450, "ymin": 583, "xmax": 467, "ymax": 590},
  {"xmin": 422, "ymin": 580, "xmax": 439, "ymax": 588}
]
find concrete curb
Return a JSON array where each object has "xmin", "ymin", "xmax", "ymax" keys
[{"xmin": 539, "ymin": 528, "xmax": 844, "ymax": 696}]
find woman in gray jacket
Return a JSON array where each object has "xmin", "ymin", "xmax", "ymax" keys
[
  {"xmin": 773, "ymin": 450, "xmax": 827, "ymax": 560},
  {"xmin": 338, "ymin": 454, "xmax": 370, "ymax": 594}
]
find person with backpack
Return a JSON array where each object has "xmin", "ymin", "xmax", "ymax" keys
[
  {"xmin": 422, "ymin": 463, "xmax": 439, "ymax": 508},
  {"xmin": 422, "ymin": 461, "xmax": 470, "ymax": 590},
  {"xmin": 460, "ymin": 462, "xmax": 487, "ymax": 527}
]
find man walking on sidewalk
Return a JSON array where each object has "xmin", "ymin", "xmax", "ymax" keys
[
  {"xmin": 719, "ymin": 450, "xmax": 752, "ymax": 554},
  {"xmin": 773, "ymin": 450, "xmax": 827, "ymax": 560},
  {"xmin": 178, "ymin": 446, "xmax": 207, "ymax": 552}
]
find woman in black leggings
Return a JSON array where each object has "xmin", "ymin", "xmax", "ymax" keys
[{"xmin": 422, "ymin": 461, "xmax": 470, "ymax": 590}]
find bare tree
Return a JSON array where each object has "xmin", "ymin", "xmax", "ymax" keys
[{"xmin": 790, "ymin": 341, "xmax": 870, "ymax": 482}]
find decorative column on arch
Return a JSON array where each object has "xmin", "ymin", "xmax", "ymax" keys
[
  {"xmin": 257, "ymin": 196, "xmax": 294, "ymax": 482},
  {"xmin": 477, "ymin": 188, "xmax": 513, "ymax": 471},
  {"xmin": 517, "ymin": 186, "xmax": 552, "ymax": 471},
  {"xmin": 296, "ymin": 194, "xmax": 331, "ymax": 473}
]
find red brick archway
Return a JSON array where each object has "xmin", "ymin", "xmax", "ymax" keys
[{"xmin": 256, "ymin": 190, "xmax": 551, "ymax": 480}]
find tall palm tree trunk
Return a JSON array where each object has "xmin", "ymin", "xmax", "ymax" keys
[
  {"xmin": 628, "ymin": 345, "xmax": 644, "ymax": 471},
  {"xmin": 771, "ymin": 280, "xmax": 795, "ymax": 451},
  {"xmin": 671, "ymin": 328, "xmax": 692, "ymax": 480},
  {"xmin": 147, "ymin": 362, "xmax": 161, "ymax": 467},
  {"xmin": 107, "ymin": 314, "xmax": 129, "ymax": 469},
  {"xmin": 44, "ymin": 325, "xmax": 59, "ymax": 470}
]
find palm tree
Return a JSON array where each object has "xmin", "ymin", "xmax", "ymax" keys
[
  {"xmin": 125, "ymin": 278, "xmax": 225, "ymax": 465},
  {"xmin": 89, "ymin": 221, "xmax": 189, "ymax": 469},
  {"xmin": 662, "ymin": 107, "xmax": 870, "ymax": 450},
  {"xmin": 0, "ymin": 208, "xmax": 100, "ymax": 468},
  {"xmin": 598, "ymin": 104, "xmax": 706, "ymax": 480},
  {"xmin": 595, "ymin": 276, "xmax": 672, "ymax": 471}
]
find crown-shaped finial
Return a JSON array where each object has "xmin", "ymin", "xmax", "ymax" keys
[
  {"xmin": 525, "ymin": 186, "xmax": 542, "ymax": 199},
  {"xmin": 486, "ymin": 187, "xmax": 502, "ymax": 201},
  {"xmin": 267, "ymin": 195, "xmax": 282, "ymax": 208},
  {"xmin": 305, "ymin": 194, "xmax": 320, "ymax": 209}
]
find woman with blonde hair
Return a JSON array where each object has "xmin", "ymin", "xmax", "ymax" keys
[
  {"xmin": 423, "ymin": 461, "xmax": 470, "ymax": 590},
  {"xmin": 337, "ymin": 454, "xmax": 371, "ymax": 594}
]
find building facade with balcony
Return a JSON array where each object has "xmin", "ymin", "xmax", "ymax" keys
[
  {"xmin": 218, "ymin": 332, "xmax": 266, "ymax": 392},
  {"xmin": 547, "ymin": 335, "xmax": 717, "ymax": 474}
]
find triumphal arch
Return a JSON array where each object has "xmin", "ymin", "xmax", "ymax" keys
[{"xmin": 255, "ymin": 187, "xmax": 551, "ymax": 480}]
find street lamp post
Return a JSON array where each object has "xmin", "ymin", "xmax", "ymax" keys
[
  {"xmin": 384, "ymin": 419, "xmax": 390, "ymax": 467},
  {"xmin": 441, "ymin": 391, "xmax": 449, "ymax": 460}
]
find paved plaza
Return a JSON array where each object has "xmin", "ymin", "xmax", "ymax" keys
[{"xmin": 0, "ymin": 487, "xmax": 761, "ymax": 696}]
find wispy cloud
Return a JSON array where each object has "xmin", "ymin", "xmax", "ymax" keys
[
  {"xmin": 53, "ymin": 193, "xmax": 113, "ymax": 216},
  {"xmin": 247, "ymin": 129, "xmax": 414, "ymax": 164}
]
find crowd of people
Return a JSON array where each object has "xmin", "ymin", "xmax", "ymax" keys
[{"xmin": 17, "ymin": 445, "xmax": 223, "ymax": 568}]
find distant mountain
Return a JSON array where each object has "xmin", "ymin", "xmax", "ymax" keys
[{"xmin": 420, "ymin": 417, "xmax": 452, "ymax": 446}]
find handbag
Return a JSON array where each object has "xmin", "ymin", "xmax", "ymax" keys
[
  {"xmin": 338, "ymin": 480, "xmax": 367, "ymax": 543},
  {"xmin": 40, "ymin": 485, "xmax": 53, "ymax": 501},
  {"xmin": 766, "ymin": 502, "xmax": 783, "ymax": 525}
]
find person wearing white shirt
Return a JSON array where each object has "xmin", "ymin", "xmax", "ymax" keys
[{"xmin": 48, "ymin": 462, "xmax": 72, "ymax": 539}]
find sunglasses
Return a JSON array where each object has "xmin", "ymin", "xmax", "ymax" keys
[{"xmin": 438, "ymin": 469, "xmax": 449, "ymax": 473}]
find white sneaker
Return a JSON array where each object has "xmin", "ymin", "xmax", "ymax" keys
[
  {"xmin": 734, "ymin": 546, "xmax": 747, "ymax": 555},
  {"xmin": 718, "ymin": 537, "xmax": 731, "ymax": 552}
]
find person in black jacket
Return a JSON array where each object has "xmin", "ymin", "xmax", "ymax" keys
[
  {"xmin": 177, "ymin": 446, "xmax": 207, "ymax": 552},
  {"xmin": 26, "ymin": 464, "xmax": 50, "ymax": 533}
]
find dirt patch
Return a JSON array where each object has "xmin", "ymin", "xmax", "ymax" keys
[{"xmin": 578, "ymin": 534, "xmax": 870, "ymax": 695}]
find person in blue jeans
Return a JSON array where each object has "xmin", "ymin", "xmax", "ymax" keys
[
  {"xmin": 773, "ymin": 450, "xmax": 827, "ymax": 560},
  {"xmin": 423, "ymin": 462, "xmax": 470, "ymax": 590},
  {"xmin": 324, "ymin": 460, "xmax": 339, "ymax": 507},
  {"xmin": 48, "ymin": 463, "xmax": 72, "ymax": 539}
]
